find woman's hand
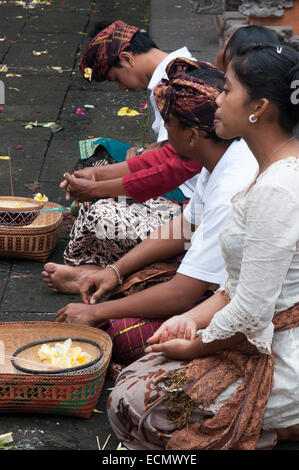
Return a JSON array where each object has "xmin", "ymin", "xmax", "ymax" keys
[
  {"xmin": 60, "ymin": 167, "xmax": 95, "ymax": 189},
  {"xmin": 79, "ymin": 267, "xmax": 119, "ymax": 304},
  {"xmin": 61, "ymin": 172, "xmax": 97, "ymax": 202},
  {"xmin": 145, "ymin": 338, "xmax": 195, "ymax": 360},
  {"xmin": 147, "ymin": 315, "xmax": 197, "ymax": 345}
]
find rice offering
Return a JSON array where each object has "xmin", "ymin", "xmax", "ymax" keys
[
  {"xmin": 37, "ymin": 339, "xmax": 91, "ymax": 369},
  {"xmin": 1, "ymin": 200, "xmax": 37, "ymax": 209}
]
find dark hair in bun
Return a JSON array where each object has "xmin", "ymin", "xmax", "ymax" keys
[
  {"xmin": 231, "ymin": 43, "xmax": 299, "ymax": 132},
  {"xmin": 223, "ymin": 25, "xmax": 280, "ymax": 66}
]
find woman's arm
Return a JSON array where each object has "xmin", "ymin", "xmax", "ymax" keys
[
  {"xmin": 92, "ymin": 160, "xmax": 131, "ymax": 180},
  {"xmin": 146, "ymin": 331, "xmax": 246, "ymax": 360}
]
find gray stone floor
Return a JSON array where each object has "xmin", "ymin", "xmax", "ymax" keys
[{"xmin": 0, "ymin": 0, "xmax": 296, "ymax": 455}]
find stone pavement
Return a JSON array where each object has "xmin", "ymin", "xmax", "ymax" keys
[{"xmin": 0, "ymin": 0, "xmax": 296, "ymax": 454}]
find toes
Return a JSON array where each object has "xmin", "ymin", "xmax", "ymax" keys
[{"xmin": 44, "ymin": 262, "xmax": 57, "ymax": 274}]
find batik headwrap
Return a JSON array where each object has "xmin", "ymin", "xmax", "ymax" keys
[
  {"xmin": 79, "ymin": 20, "xmax": 139, "ymax": 82},
  {"xmin": 154, "ymin": 57, "xmax": 222, "ymax": 132}
]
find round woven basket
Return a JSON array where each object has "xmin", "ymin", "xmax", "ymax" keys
[
  {"xmin": 0, "ymin": 196, "xmax": 43, "ymax": 226},
  {"xmin": 12, "ymin": 337, "xmax": 104, "ymax": 375},
  {"xmin": 0, "ymin": 321, "xmax": 112, "ymax": 418}
]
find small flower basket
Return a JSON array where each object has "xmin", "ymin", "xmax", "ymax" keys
[
  {"xmin": 0, "ymin": 201, "xmax": 63, "ymax": 262},
  {"xmin": 0, "ymin": 321, "xmax": 112, "ymax": 419}
]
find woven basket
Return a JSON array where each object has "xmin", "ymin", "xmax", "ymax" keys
[
  {"xmin": 0, "ymin": 201, "xmax": 63, "ymax": 262},
  {"xmin": 0, "ymin": 321, "xmax": 112, "ymax": 419}
]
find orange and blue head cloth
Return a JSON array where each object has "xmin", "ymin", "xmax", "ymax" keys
[
  {"xmin": 79, "ymin": 20, "xmax": 139, "ymax": 82},
  {"xmin": 154, "ymin": 57, "xmax": 223, "ymax": 132}
]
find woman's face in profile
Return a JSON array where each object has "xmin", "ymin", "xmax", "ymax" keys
[{"xmin": 214, "ymin": 61, "xmax": 251, "ymax": 140}]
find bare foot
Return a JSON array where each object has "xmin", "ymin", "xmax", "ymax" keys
[{"xmin": 42, "ymin": 262, "xmax": 101, "ymax": 294}]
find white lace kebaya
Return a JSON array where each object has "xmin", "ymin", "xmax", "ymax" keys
[
  {"xmin": 202, "ymin": 156, "xmax": 299, "ymax": 355},
  {"xmin": 200, "ymin": 157, "xmax": 299, "ymax": 429}
]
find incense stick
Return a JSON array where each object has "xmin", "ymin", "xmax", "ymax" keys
[
  {"xmin": 8, "ymin": 148, "xmax": 14, "ymax": 197},
  {"xmin": 3, "ymin": 354, "xmax": 55, "ymax": 370}
]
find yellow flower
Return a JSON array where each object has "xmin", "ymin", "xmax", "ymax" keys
[
  {"xmin": 34, "ymin": 193, "xmax": 48, "ymax": 202},
  {"xmin": 117, "ymin": 107, "xmax": 140, "ymax": 117},
  {"xmin": 84, "ymin": 67, "xmax": 93, "ymax": 81}
]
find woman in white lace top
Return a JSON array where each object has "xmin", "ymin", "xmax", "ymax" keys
[{"xmin": 107, "ymin": 43, "xmax": 299, "ymax": 450}]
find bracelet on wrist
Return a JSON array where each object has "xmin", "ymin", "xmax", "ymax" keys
[{"xmin": 106, "ymin": 264, "xmax": 123, "ymax": 285}]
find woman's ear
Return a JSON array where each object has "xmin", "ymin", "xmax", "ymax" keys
[
  {"xmin": 118, "ymin": 51, "xmax": 135, "ymax": 68},
  {"xmin": 253, "ymin": 98, "xmax": 270, "ymax": 119}
]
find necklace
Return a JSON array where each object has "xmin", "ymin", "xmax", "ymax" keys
[{"xmin": 258, "ymin": 135, "xmax": 297, "ymax": 177}]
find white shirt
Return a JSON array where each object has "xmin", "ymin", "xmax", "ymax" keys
[
  {"xmin": 177, "ymin": 139, "xmax": 258, "ymax": 285},
  {"xmin": 148, "ymin": 47, "xmax": 195, "ymax": 143},
  {"xmin": 200, "ymin": 156, "xmax": 299, "ymax": 430},
  {"xmin": 147, "ymin": 47, "xmax": 199, "ymax": 198}
]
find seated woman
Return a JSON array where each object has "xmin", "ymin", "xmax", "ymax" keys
[
  {"xmin": 107, "ymin": 43, "xmax": 299, "ymax": 450},
  {"xmin": 44, "ymin": 59, "xmax": 258, "ymax": 367}
]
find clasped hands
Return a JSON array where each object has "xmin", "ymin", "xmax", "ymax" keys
[{"xmin": 60, "ymin": 167, "xmax": 96, "ymax": 203}]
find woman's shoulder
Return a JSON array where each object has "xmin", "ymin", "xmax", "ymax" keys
[
  {"xmin": 248, "ymin": 157, "xmax": 299, "ymax": 206},
  {"xmin": 258, "ymin": 157, "xmax": 299, "ymax": 188}
]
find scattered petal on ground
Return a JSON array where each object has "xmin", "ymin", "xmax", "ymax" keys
[
  {"xmin": 51, "ymin": 66, "xmax": 62, "ymax": 72},
  {"xmin": 117, "ymin": 106, "xmax": 140, "ymax": 116},
  {"xmin": 32, "ymin": 50, "xmax": 47, "ymax": 55}
]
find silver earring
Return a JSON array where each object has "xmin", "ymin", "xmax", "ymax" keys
[{"xmin": 249, "ymin": 114, "xmax": 257, "ymax": 123}]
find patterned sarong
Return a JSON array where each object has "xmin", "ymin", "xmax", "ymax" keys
[{"xmin": 164, "ymin": 299, "xmax": 299, "ymax": 450}]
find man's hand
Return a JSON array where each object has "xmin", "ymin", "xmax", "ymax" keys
[
  {"xmin": 79, "ymin": 268, "xmax": 119, "ymax": 304},
  {"xmin": 56, "ymin": 302, "xmax": 100, "ymax": 327}
]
